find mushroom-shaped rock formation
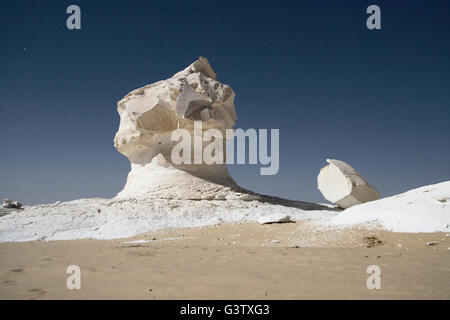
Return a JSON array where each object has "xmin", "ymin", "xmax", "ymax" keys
[
  {"xmin": 114, "ymin": 57, "xmax": 240, "ymax": 199},
  {"xmin": 317, "ymin": 159, "xmax": 381, "ymax": 209}
]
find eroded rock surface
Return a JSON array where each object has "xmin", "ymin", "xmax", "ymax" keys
[{"xmin": 114, "ymin": 57, "xmax": 240, "ymax": 199}]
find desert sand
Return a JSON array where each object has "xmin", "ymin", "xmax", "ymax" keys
[{"xmin": 1, "ymin": 221, "xmax": 449, "ymax": 300}]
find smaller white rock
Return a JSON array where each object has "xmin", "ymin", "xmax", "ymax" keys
[
  {"xmin": 317, "ymin": 159, "xmax": 380, "ymax": 209},
  {"xmin": 257, "ymin": 214, "xmax": 292, "ymax": 225},
  {"xmin": 239, "ymin": 194, "xmax": 262, "ymax": 201},
  {"xmin": 123, "ymin": 239, "xmax": 151, "ymax": 244}
]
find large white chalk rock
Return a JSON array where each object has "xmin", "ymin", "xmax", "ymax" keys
[
  {"xmin": 114, "ymin": 57, "xmax": 240, "ymax": 198},
  {"xmin": 317, "ymin": 159, "xmax": 381, "ymax": 209}
]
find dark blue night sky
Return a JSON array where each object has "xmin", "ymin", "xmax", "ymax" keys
[{"xmin": 1, "ymin": 0, "xmax": 449, "ymax": 204}]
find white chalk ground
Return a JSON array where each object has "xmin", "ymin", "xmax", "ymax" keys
[
  {"xmin": 327, "ymin": 180, "xmax": 450, "ymax": 233},
  {"xmin": 0, "ymin": 181, "xmax": 448, "ymax": 242}
]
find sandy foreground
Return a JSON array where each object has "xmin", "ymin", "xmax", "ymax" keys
[{"xmin": 0, "ymin": 221, "xmax": 449, "ymax": 300}]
